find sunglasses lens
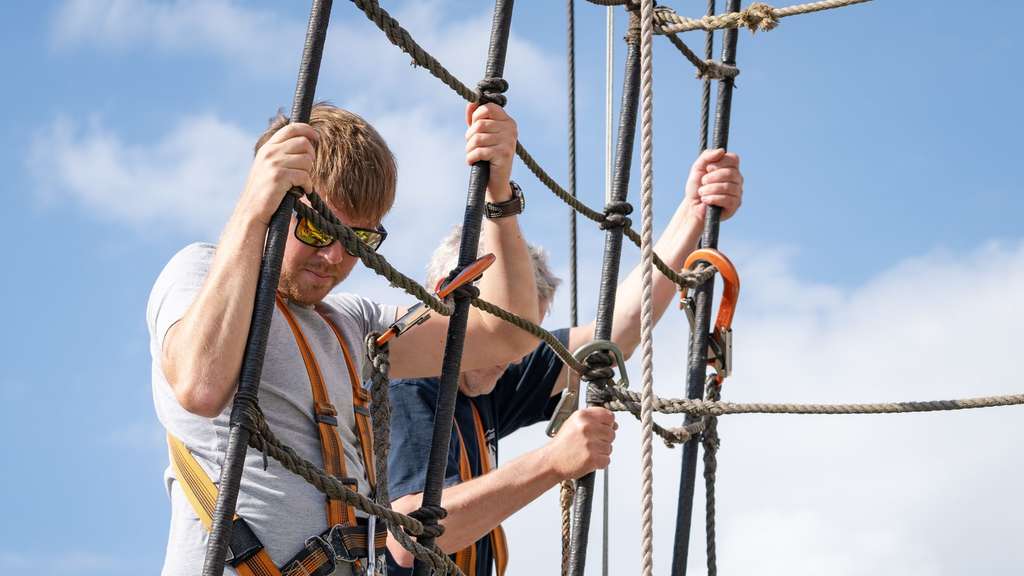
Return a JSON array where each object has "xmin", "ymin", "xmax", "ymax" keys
[
  {"xmin": 296, "ymin": 218, "xmax": 333, "ymax": 247},
  {"xmin": 354, "ymin": 228, "xmax": 383, "ymax": 250}
]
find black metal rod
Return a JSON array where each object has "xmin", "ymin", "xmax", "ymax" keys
[
  {"xmin": 567, "ymin": 18, "xmax": 641, "ymax": 576},
  {"xmin": 670, "ymin": 0, "xmax": 740, "ymax": 574},
  {"xmin": 412, "ymin": 2, "xmax": 515, "ymax": 574},
  {"xmin": 201, "ymin": 2, "xmax": 333, "ymax": 575}
]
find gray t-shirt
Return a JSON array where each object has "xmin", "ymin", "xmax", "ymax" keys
[{"xmin": 147, "ymin": 243, "xmax": 399, "ymax": 575}]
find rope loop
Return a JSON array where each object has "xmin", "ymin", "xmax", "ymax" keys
[
  {"xmin": 737, "ymin": 2, "xmax": 780, "ymax": 32},
  {"xmin": 477, "ymin": 77, "xmax": 509, "ymax": 106},
  {"xmin": 408, "ymin": 505, "xmax": 448, "ymax": 538},
  {"xmin": 600, "ymin": 200, "xmax": 633, "ymax": 230},
  {"xmin": 581, "ymin": 349, "xmax": 615, "ymax": 383}
]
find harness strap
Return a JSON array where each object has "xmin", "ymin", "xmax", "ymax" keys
[
  {"xmin": 275, "ymin": 294, "xmax": 356, "ymax": 527},
  {"xmin": 316, "ymin": 304, "xmax": 377, "ymax": 491},
  {"xmin": 453, "ymin": 402, "xmax": 509, "ymax": 576},
  {"xmin": 168, "ymin": 434, "xmax": 281, "ymax": 576}
]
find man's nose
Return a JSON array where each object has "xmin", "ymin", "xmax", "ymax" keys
[{"xmin": 321, "ymin": 240, "xmax": 345, "ymax": 264}]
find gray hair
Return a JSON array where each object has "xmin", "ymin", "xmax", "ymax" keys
[{"xmin": 425, "ymin": 225, "xmax": 561, "ymax": 313}]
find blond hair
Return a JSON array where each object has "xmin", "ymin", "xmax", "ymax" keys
[{"xmin": 255, "ymin": 103, "xmax": 397, "ymax": 224}]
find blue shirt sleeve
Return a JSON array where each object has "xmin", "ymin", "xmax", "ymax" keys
[
  {"xmin": 490, "ymin": 328, "xmax": 570, "ymax": 440},
  {"xmin": 387, "ymin": 378, "xmax": 462, "ymax": 500}
]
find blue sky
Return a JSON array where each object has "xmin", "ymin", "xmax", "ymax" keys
[{"xmin": 1, "ymin": 1, "xmax": 1022, "ymax": 574}]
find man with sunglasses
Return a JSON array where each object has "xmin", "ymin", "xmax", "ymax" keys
[
  {"xmin": 147, "ymin": 102, "xmax": 540, "ymax": 575},
  {"xmin": 385, "ymin": 148, "xmax": 744, "ymax": 576}
]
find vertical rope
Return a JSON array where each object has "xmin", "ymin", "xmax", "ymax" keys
[
  {"xmin": 601, "ymin": 8, "xmax": 615, "ymax": 576},
  {"xmin": 561, "ymin": 1, "xmax": 578, "ymax": 574},
  {"xmin": 699, "ymin": 0, "xmax": 715, "ymax": 152},
  {"xmin": 637, "ymin": 0, "xmax": 656, "ymax": 575},
  {"xmin": 703, "ymin": 380, "xmax": 721, "ymax": 575}
]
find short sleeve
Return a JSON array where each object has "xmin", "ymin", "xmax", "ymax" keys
[
  {"xmin": 321, "ymin": 292, "xmax": 399, "ymax": 337},
  {"xmin": 387, "ymin": 378, "xmax": 462, "ymax": 501},
  {"xmin": 146, "ymin": 243, "xmax": 216, "ymax": 357},
  {"xmin": 490, "ymin": 328, "xmax": 570, "ymax": 439}
]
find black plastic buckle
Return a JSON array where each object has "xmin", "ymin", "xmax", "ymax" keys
[{"xmin": 224, "ymin": 517, "xmax": 264, "ymax": 567}]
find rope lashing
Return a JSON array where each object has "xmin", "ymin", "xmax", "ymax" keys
[
  {"xmin": 598, "ymin": 200, "xmax": 633, "ymax": 231},
  {"xmin": 476, "ymin": 77, "xmax": 510, "ymax": 106},
  {"xmin": 653, "ymin": 0, "xmax": 872, "ymax": 35}
]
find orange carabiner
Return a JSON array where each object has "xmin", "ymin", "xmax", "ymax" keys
[
  {"xmin": 679, "ymin": 248, "xmax": 740, "ymax": 380},
  {"xmin": 375, "ymin": 253, "xmax": 497, "ymax": 347}
]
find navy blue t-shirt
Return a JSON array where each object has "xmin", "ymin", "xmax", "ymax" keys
[{"xmin": 386, "ymin": 328, "xmax": 570, "ymax": 576}]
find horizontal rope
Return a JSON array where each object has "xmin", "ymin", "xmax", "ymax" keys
[
  {"xmin": 600, "ymin": 387, "xmax": 1024, "ymax": 417},
  {"xmin": 654, "ymin": 0, "xmax": 872, "ymax": 35}
]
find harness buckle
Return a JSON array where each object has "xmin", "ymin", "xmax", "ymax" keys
[{"xmin": 546, "ymin": 340, "xmax": 629, "ymax": 437}]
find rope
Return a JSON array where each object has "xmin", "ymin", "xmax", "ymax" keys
[
  {"xmin": 663, "ymin": 28, "xmax": 738, "ymax": 81},
  {"xmin": 599, "ymin": 389, "xmax": 1024, "ymax": 416},
  {"xmin": 637, "ymin": 0, "xmax": 656, "ymax": 574},
  {"xmin": 702, "ymin": 380, "xmax": 721, "ymax": 576},
  {"xmin": 654, "ymin": 0, "xmax": 871, "ymax": 35}
]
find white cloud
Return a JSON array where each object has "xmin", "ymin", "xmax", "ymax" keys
[
  {"xmin": 52, "ymin": 0, "xmax": 302, "ymax": 73},
  {"xmin": 500, "ymin": 240, "xmax": 1024, "ymax": 575},
  {"xmin": 31, "ymin": 114, "xmax": 253, "ymax": 239},
  {"xmin": 0, "ymin": 550, "xmax": 124, "ymax": 575}
]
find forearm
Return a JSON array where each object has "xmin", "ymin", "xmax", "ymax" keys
[
  {"xmin": 610, "ymin": 206, "xmax": 702, "ymax": 359},
  {"xmin": 388, "ymin": 445, "xmax": 560, "ymax": 564},
  {"xmin": 162, "ymin": 213, "xmax": 267, "ymax": 416},
  {"xmin": 466, "ymin": 206, "xmax": 540, "ymax": 359}
]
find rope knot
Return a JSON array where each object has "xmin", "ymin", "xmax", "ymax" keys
[
  {"xmin": 739, "ymin": 2, "xmax": 779, "ymax": 32},
  {"xmin": 624, "ymin": 10, "xmax": 641, "ymax": 44},
  {"xmin": 600, "ymin": 200, "xmax": 633, "ymax": 230},
  {"xmin": 581, "ymin": 350, "xmax": 615, "ymax": 383},
  {"xmin": 408, "ymin": 505, "xmax": 448, "ymax": 538},
  {"xmin": 477, "ymin": 77, "xmax": 509, "ymax": 107}
]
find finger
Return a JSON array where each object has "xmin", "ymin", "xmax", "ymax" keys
[
  {"xmin": 464, "ymin": 119, "xmax": 506, "ymax": 139},
  {"xmin": 698, "ymin": 183, "xmax": 741, "ymax": 198},
  {"xmin": 700, "ymin": 195, "xmax": 741, "ymax": 212},
  {"xmin": 689, "ymin": 148, "xmax": 726, "ymax": 179},
  {"xmin": 277, "ymin": 152, "xmax": 316, "ymax": 170},
  {"xmin": 466, "ymin": 145, "xmax": 514, "ymax": 166},
  {"xmin": 268, "ymin": 123, "xmax": 319, "ymax": 147},
  {"xmin": 472, "ymin": 102, "xmax": 509, "ymax": 123},
  {"xmin": 705, "ymin": 152, "xmax": 740, "ymax": 172},
  {"xmin": 275, "ymin": 136, "xmax": 317, "ymax": 157},
  {"xmin": 465, "ymin": 132, "xmax": 507, "ymax": 152},
  {"xmin": 279, "ymin": 168, "xmax": 315, "ymax": 195},
  {"xmin": 465, "ymin": 103, "xmax": 479, "ymax": 127},
  {"xmin": 700, "ymin": 167, "xmax": 743, "ymax": 186}
]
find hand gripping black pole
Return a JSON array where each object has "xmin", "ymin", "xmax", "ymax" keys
[
  {"xmin": 670, "ymin": 0, "xmax": 740, "ymax": 574},
  {"xmin": 201, "ymin": 2, "xmax": 333, "ymax": 575},
  {"xmin": 411, "ymin": 2, "xmax": 516, "ymax": 574},
  {"xmin": 567, "ymin": 13, "xmax": 641, "ymax": 576}
]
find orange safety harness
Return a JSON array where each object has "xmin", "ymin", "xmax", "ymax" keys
[
  {"xmin": 168, "ymin": 294, "xmax": 385, "ymax": 576},
  {"xmin": 452, "ymin": 403, "xmax": 509, "ymax": 576}
]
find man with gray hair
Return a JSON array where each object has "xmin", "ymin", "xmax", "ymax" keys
[{"xmin": 385, "ymin": 148, "xmax": 744, "ymax": 575}]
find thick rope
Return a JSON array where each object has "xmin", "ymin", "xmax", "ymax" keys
[
  {"xmin": 662, "ymin": 27, "xmax": 738, "ymax": 81},
  {"xmin": 599, "ymin": 389, "xmax": 1024, "ymax": 416},
  {"xmin": 654, "ymin": 0, "xmax": 872, "ymax": 35},
  {"xmin": 638, "ymin": 0, "xmax": 657, "ymax": 573}
]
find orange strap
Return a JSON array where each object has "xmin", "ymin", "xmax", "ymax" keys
[
  {"xmin": 453, "ymin": 403, "xmax": 509, "ymax": 576},
  {"xmin": 168, "ymin": 434, "xmax": 282, "ymax": 576},
  {"xmin": 275, "ymin": 294, "xmax": 355, "ymax": 527}
]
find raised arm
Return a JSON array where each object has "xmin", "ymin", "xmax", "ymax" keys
[
  {"xmin": 160, "ymin": 124, "xmax": 319, "ymax": 417},
  {"xmin": 389, "ymin": 104, "xmax": 539, "ymax": 379},
  {"xmin": 557, "ymin": 149, "xmax": 743, "ymax": 394}
]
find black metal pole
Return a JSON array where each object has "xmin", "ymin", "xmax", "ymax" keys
[
  {"xmin": 567, "ymin": 15, "xmax": 641, "ymax": 576},
  {"xmin": 670, "ymin": 0, "xmax": 740, "ymax": 574},
  {"xmin": 201, "ymin": 2, "xmax": 333, "ymax": 575},
  {"xmin": 412, "ymin": 2, "xmax": 515, "ymax": 574}
]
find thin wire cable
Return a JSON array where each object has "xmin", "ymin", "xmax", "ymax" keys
[
  {"xmin": 602, "ymin": 7, "xmax": 614, "ymax": 576},
  {"xmin": 638, "ymin": 0, "xmax": 657, "ymax": 574}
]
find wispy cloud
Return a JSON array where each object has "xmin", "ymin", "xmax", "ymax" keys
[
  {"xmin": 0, "ymin": 550, "xmax": 125, "ymax": 575},
  {"xmin": 502, "ymin": 240, "xmax": 1024, "ymax": 575},
  {"xmin": 30, "ymin": 114, "xmax": 253, "ymax": 239},
  {"xmin": 51, "ymin": 0, "xmax": 302, "ymax": 73}
]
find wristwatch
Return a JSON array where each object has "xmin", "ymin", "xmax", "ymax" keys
[{"xmin": 485, "ymin": 180, "xmax": 525, "ymax": 219}]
